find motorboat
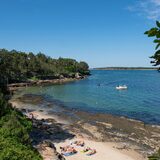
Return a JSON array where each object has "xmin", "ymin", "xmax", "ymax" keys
[{"xmin": 116, "ymin": 85, "xmax": 127, "ymax": 90}]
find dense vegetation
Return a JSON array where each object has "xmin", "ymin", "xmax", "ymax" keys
[
  {"xmin": 0, "ymin": 87, "xmax": 42, "ymax": 160},
  {"xmin": 148, "ymin": 149, "xmax": 160, "ymax": 160},
  {"xmin": 145, "ymin": 21, "xmax": 160, "ymax": 71},
  {"xmin": 0, "ymin": 49, "xmax": 90, "ymax": 159},
  {"xmin": 0, "ymin": 49, "xmax": 90, "ymax": 84}
]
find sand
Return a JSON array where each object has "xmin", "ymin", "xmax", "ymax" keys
[
  {"xmin": 11, "ymin": 100, "xmax": 147, "ymax": 160},
  {"xmin": 55, "ymin": 139, "xmax": 144, "ymax": 160},
  {"xmin": 9, "ymin": 72, "xmax": 147, "ymax": 160}
]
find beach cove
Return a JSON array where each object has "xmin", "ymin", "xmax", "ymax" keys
[
  {"xmin": 1, "ymin": 1, "xmax": 160, "ymax": 159},
  {"xmin": 13, "ymin": 70, "xmax": 160, "ymax": 125},
  {"xmin": 10, "ymin": 92, "xmax": 160, "ymax": 160},
  {"xmin": 8, "ymin": 70, "xmax": 160, "ymax": 160}
]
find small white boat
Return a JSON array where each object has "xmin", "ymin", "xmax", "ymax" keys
[{"xmin": 116, "ymin": 85, "xmax": 127, "ymax": 90}]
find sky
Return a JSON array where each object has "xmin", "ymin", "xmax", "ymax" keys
[{"xmin": 0, "ymin": 0, "xmax": 160, "ymax": 68}]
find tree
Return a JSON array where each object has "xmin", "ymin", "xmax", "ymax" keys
[
  {"xmin": 145, "ymin": 22, "xmax": 160, "ymax": 160},
  {"xmin": 145, "ymin": 21, "xmax": 160, "ymax": 70},
  {"xmin": 77, "ymin": 61, "xmax": 90, "ymax": 74},
  {"xmin": 0, "ymin": 49, "xmax": 90, "ymax": 83}
]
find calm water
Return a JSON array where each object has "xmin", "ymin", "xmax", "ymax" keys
[{"xmin": 17, "ymin": 70, "xmax": 160, "ymax": 124}]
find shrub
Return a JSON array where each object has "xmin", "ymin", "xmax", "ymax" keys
[
  {"xmin": 148, "ymin": 149, "xmax": 160, "ymax": 160},
  {"xmin": 0, "ymin": 103, "xmax": 42, "ymax": 160}
]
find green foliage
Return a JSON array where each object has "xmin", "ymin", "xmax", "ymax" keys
[
  {"xmin": 29, "ymin": 76, "xmax": 39, "ymax": 81},
  {"xmin": 0, "ymin": 109, "xmax": 42, "ymax": 160},
  {"xmin": 0, "ymin": 49, "xmax": 90, "ymax": 84},
  {"xmin": 145, "ymin": 21, "xmax": 160, "ymax": 159},
  {"xmin": 148, "ymin": 149, "xmax": 160, "ymax": 160},
  {"xmin": 77, "ymin": 61, "xmax": 89, "ymax": 74},
  {"xmin": 0, "ymin": 138, "xmax": 41, "ymax": 160},
  {"xmin": 0, "ymin": 91, "xmax": 9, "ymax": 116},
  {"xmin": 145, "ymin": 21, "xmax": 160, "ymax": 70},
  {"xmin": 0, "ymin": 48, "xmax": 90, "ymax": 159},
  {"xmin": 1, "ymin": 112, "xmax": 31, "ymax": 142},
  {"xmin": 0, "ymin": 88, "xmax": 42, "ymax": 160}
]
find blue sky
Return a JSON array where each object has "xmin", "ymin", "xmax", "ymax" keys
[{"xmin": 0, "ymin": 0, "xmax": 160, "ymax": 68}]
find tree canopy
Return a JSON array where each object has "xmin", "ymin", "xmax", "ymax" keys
[
  {"xmin": 145, "ymin": 21, "xmax": 160, "ymax": 70},
  {"xmin": 0, "ymin": 85, "xmax": 42, "ymax": 159},
  {"xmin": 0, "ymin": 48, "xmax": 90, "ymax": 159},
  {"xmin": 0, "ymin": 49, "xmax": 90, "ymax": 84}
]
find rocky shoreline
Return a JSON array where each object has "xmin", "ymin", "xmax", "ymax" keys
[
  {"xmin": 10, "ymin": 94, "xmax": 160, "ymax": 160},
  {"xmin": 8, "ymin": 75, "xmax": 87, "ymax": 93},
  {"xmin": 31, "ymin": 117, "xmax": 67, "ymax": 160}
]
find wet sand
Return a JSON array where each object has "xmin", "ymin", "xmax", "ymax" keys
[{"xmin": 10, "ymin": 94, "xmax": 160, "ymax": 160}]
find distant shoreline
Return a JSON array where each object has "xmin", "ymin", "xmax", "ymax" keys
[{"xmin": 92, "ymin": 67, "xmax": 158, "ymax": 70}]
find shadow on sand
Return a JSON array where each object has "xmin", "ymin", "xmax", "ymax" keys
[{"xmin": 30, "ymin": 118, "xmax": 75, "ymax": 146}]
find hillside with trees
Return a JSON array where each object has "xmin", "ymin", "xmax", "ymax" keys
[
  {"xmin": 0, "ymin": 49, "xmax": 90, "ymax": 84},
  {"xmin": 0, "ymin": 49, "xmax": 90, "ymax": 159}
]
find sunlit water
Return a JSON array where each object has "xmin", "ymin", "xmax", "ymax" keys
[{"xmin": 15, "ymin": 70, "xmax": 160, "ymax": 124}]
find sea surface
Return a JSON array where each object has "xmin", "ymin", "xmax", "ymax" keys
[{"xmin": 15, "ymin": 70, "xmax": 160, "ymax": 125}]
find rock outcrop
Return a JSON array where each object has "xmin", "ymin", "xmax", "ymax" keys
[{"xmin": 36, "ymin": 140, "xmax": 65, "ymax": 160}]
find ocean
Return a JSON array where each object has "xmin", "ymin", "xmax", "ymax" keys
[{"xmin": 15, "ymin": 70, "xmax": 160, "ymax": 125}]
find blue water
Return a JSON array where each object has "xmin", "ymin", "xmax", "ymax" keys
[{"xmin": 18, "ymin": 70, "xmax": 160, "ymax": 124}]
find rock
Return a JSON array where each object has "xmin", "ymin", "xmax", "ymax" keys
[
  {"xmin": 21, "ymin": 108, "xmax": 27, "ymax": 112},
  {"xmin": 75, "ymin": 72, "xmax": 81, "ymax": 79},
  {"xmin": 42, "ymin": 140, "xmax": 56, "ymax": 149},
  {"xmin": 36, "ymin": 141, "xmax": 65, "ymax": 160},
  {"xmin": 55, "ymin": 152, "xmax": 65, "ymax": 160},
  {"xmin": 59, "ymin": 75, "xmax": 64, "ymax": 79}
]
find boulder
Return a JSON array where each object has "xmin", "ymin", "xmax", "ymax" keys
[
  {"xmin": 36, "ymin": 140, "xmax": 65, "ymax": 160},
  {"xmin": 75, "ymin": 72, "xmax": 81, "ymax": 79}
]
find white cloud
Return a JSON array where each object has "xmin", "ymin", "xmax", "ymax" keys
[
  {"xmin": 128, "ymin": 0, "xmax": 160, "ymax": 20},
  {"xmin": 151, "ymin": 0, "xmax": 160, "ymax": 6}
]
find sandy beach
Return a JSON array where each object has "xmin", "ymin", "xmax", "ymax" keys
[
  {"xmin": 10, "ymin": 98, "xmax": 150, "ymax": 160},
  {"xmin": 55, "ymin": 139, "xmax": 144, "ymax": 160},
  {"xmin": 20, "ymin": 110, "xmax": 146, "ymax": 160},
  {"xmin": 27, "ymin": 111, "xmax": 144, "ymax": 160}
]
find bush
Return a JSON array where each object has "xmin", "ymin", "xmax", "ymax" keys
[
  {"xmin": 148, "ymin": 149, "xmax": 160, "ymax": 160},
  {"xmin": 0, "ymin": 91, "xmax": 9, "ymax": 117},
  {"xmin": 0, "ymin": 111, "xmax": 32, "ymax": 143},
  {"xmin": 0, "ymin": 102, "xmax": 42, "ymax": 160},
  {"xmin": 0, "ymin": 137, "xmax": 41, "ymax": 160},
  {"xmin": 0, "ymin": 84, "xmax": 42, "ymax": 160}
]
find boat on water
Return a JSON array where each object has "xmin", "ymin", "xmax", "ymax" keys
[{"xmin": 116, "ymin": 85, "xmax": 127, "ymax": 90}]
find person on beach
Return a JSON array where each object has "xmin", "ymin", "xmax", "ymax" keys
[
  {"xmin": 77, "ymin": 140, "xmax": 85, "ymax": 147},
  {"xmin": 60, "ymin": 145, "xmax": 71, "ymax": 152},
  {"xmin": 60, "ymin": 146, "xmax": 77, "ymax": 156},
  {"xmin": 28, "ymin": 113, "xmax": 34, "ymax": 119},
  {"xmin": 67, "ymin": 147, "xmax": 77, "ymax": 153},
  {"xmin": 82, "ymin": 146, "xmax": 91, "ymax": 153},
  {"xmin": 86, "ymin": 149, "xmax": 97, "ymax": 156},
  {"xmin": 71, "ymin": 140, "xmax": 85, "ymax": 147}
]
